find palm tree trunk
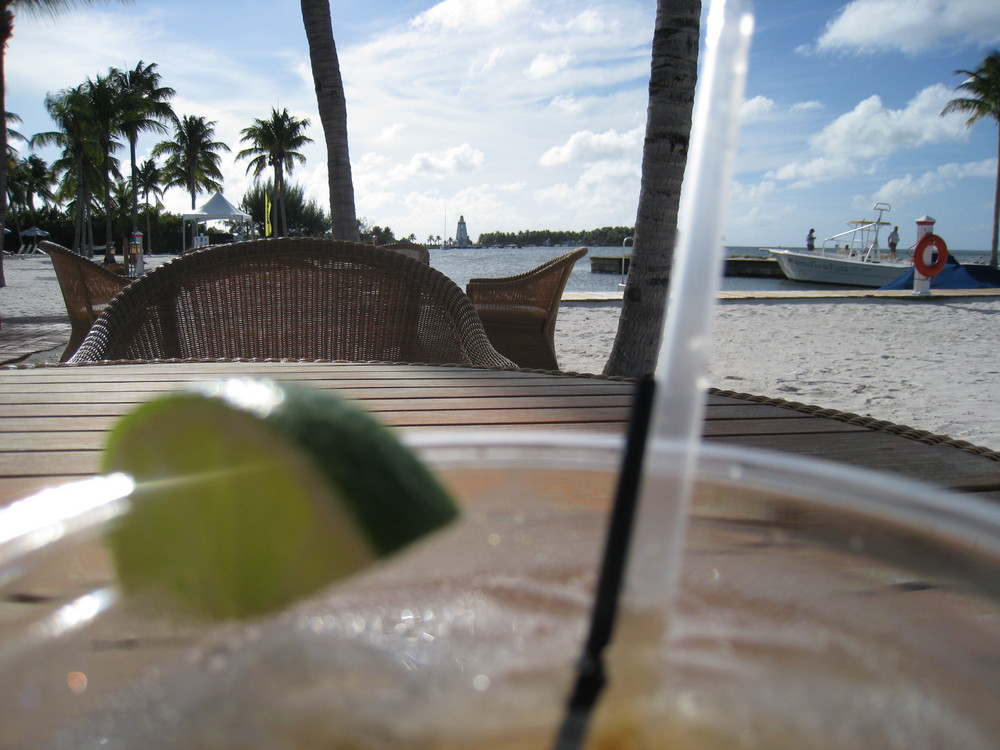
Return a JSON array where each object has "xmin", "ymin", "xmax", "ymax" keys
[
  {"xmin": 103, "ymin": 157, "xmax": 115, "ymax": 263},
  {"xmin": 0, "ymin": 7, "xmax": 11, "ymax": 291},
  {"xmin": 992, "ymin": 123, "xmax": 1000, "ymax": 268},
  {"xmin": 74, "ymin": 166, "xmax": 87, "ymax": 253},
  {"xmin": 143, "ymin": 189, "xmax": 154, "ymax": 254},
  {"xmin": 603, "ymin": 0, "xmax": 701, "ymax": 377},
  {"xmin": 300, "ymin": 0, "xmax": 359, "ymax": 241},
  {"xmin": 276, "ymin": 165, "xmax": 288, "ymax": 237},
  {"xmin": 129, "ymin": 137, "xmax": 140, "ymax": 238}
]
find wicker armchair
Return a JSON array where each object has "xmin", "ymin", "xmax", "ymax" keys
[
  {"xmin": 466, "ymin": 247, "xmax": 587, "ymax": 370},
  {"xmin": 69, "ymin": 238, "xmax": 515, "ymax": 368},
  {"xmin": 380, "ymin": 241, "xmax": 430, "ymax": 265},
  {"xmin": 38, "ymin": 241, "xmax": 131, "ymax": 361}
]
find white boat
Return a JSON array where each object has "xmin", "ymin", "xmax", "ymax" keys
[{"xmin": 766, "ymin": 203, "xmax": 911, "ymax": 288}]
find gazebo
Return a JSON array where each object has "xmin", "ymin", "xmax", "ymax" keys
[{"xmin": 181, "ymin": 193, "xmax": 252, "ymax": 253}]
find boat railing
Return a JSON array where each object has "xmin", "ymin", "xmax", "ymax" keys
[
  {"xmin": 618, "ymin": 236, "xmax": 634, "ymax": 288},
  {"xmin": 817, "ymin": 202, "xmax": 892, "ymax": 263},
  {"xmin": 821, "ymin": 220, "xmax": 888, "ymax": 262}
]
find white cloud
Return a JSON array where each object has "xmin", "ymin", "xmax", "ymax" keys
[
  {"xmin": 770, "ymin": 85, "xmax": 972, "ymax": 185},
  {"xmin": 811, "ymin": 86, "xmax": 968, "ymax": 160},
  {"xmin": 790, "ymin": 101, "xmax": 823, "ymax": 112},
  {"xmin": 527, "ymin": 51, "xmax": 575, "ymax": 79},
  {"xmin": 741, "ymin": 95, "xmax": 775, "ymax": 122},
  {"xmin": 874, "ymin": 159, "xmax": 997, "ymax": 204},
  {"xmin": 412, "ymin": 0, "xmax": 530, "ymax": 30},
  {"xmin": 532, "ymin": 161, "xmax": 640, "ymax": 227},
  {"xmin": 376, "ymin": 123, "xmax": 407, "ymax": 143},
  {"xmin": 540, "ymin": 128, "xmax": 642, "ymax": 166},
  {"xmin": 542, "ymin": 8, "xmax": 617, "ymax": 35},
  {"xmin": 387, "ymin": 144, "xmax": 486, "ymax": 183},
  {"xmin": 817, "ymin": 0, "xmax": 1000, "ymax": 54},
  {"xmin": 549, "ymin": 94, "xmax": 584, "ymax": 114},
  {"xmin": 769, "ymin": 156, "xmax": 857, "ymax": 184},
  {"xmin": 731, "ymin": 179, "xmax": 778, "ymax": 203}
]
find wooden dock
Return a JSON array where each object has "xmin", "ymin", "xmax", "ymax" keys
[{"xmin": 590, "ymin": 255, "xmax": 783, "ymax": 278}]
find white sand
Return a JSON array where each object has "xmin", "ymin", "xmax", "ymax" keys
[
  {"xmin": 5, "ymin": 255, "xmax": 999, "ymax": 451},
  {"xmin": 556, "ymin": 298, "xmax": 1000, "ymax": 452}
]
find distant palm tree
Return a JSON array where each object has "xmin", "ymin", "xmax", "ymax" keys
[
  {"xmin": 8, "ymin": 154, "xmax": 54, "ymax": 221},
  {"xmin": 114, "ymin": 61, "xmax": 175, "ymax": 241},
  {"xmin": 943, "ymin": 50, "xmax": 1000, "ymax": 268},
  {"xmin": 33, "ymin": 84, "xmax": 102, "ymax": 252},
  {"xmin": 81, "ymin": 72, "xmax": 126, "ymax": 262},
  {"xmin": 604, "ymin": 0, "xmax": 701, "ymax": 377},
  {"xmin": 152, "ymin": 114, "xmax": 230, "ymax": 210},
  {"xmin": 133, "ymin": 158, "xmax": 163, "ymax": 253},
  {"xmin": 0, "ymin": 0, "xmax": 131, "ymax": 289},
  {"xmin": 300, "ymin": 0, "xmax": 358, "ymax": 241},
  {"xmin": 237, "ymin": 108, "xmax": 312, "ymax": 237}
]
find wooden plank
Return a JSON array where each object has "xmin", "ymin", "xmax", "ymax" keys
[{"xmin": 3, "ymin": 363, "xmax": 1000, "ymax": 513}]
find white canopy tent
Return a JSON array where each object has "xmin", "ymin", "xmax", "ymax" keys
[{"xmin": 181, "ymin": 192, "xmax": 253, "ymax": 253}]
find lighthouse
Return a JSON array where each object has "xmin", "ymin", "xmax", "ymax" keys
[{"xmin": 455, "ymin": 215, "xmax": 471, "ymax": 247}]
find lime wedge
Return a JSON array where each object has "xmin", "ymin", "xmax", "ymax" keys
[{"xmin": 102, "ymin": 379, "xmax": 458, "ymax": 620}]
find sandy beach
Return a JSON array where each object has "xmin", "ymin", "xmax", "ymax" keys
[
  {"xmin": 557, "ymin": 297, "xmax": 1000, "ymax": 452},
  {"xmin": 4, "ymin": 253, "xmax": 1000, "ymax": 451}
]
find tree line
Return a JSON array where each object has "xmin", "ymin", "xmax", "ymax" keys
[
  {"xmin": 3, "ymin": 60, "xmax": 332, "ymax": 259},
  {"xmin": 477, "ymin": 226, "xmax": 635, "ymax": 248}
]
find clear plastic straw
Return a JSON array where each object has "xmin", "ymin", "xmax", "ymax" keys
[{"xmin": 623, "ymin": 0, "xmax": 754, "ymax": 612}]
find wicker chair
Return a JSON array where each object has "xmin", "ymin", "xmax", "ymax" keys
[
  {"xmin": 380, "ymin": 241, "xmax": 431, "ymax": 265},
  {"xmin": 69, "ymin": 238, "xmax": 515, "ymax": 368},
  {"xmin": 37, "ymin": 241, "xmax": 132, "ymax": 361},
  {"xmin": 465, "ymin": 247, "xmax": 588, "ymax": 370}
]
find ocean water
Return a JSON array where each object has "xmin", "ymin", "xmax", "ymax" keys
[{"xmin": 429, "ymin": 245, "xmax": 991, "ymax": 295}]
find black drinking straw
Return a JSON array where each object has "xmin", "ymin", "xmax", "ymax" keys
[{"xmin": 552, "ymin": 375, "xmax": 657, "ymax": 750}]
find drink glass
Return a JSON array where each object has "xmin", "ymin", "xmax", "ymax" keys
[{"xmin": 2, "ymin": 432, "xmax": 1000, "ymax": 748}]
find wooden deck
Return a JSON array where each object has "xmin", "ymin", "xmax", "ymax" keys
[{"xmin": 2, "ymin": 360, "xmax": 999, "ymax": 507}]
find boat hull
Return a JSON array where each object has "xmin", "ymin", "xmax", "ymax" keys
[{"xmin": 768, "ymin": 249, "xmax": 910, "ymax": 288}]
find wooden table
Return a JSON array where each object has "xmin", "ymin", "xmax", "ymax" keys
[{"xmin": 2, "ymin": 360, "xmax": 1000, "ymax": 507}]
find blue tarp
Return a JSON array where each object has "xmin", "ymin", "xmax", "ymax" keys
[{"xmin": 879, "ymin": 255, "xmax": 1000, "ymax": 290}]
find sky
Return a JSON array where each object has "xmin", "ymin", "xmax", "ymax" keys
[{"xmin": 5, "ymin": 0, "xmax": 1000, "ymax": 250}]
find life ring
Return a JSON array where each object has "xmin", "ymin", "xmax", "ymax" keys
[{"xmin": 913, "ymin": 233, "xmax": 949, "ymax": 277}]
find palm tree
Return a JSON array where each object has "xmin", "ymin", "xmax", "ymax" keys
[
  {"xmin": 0, "ymin": 0, "xmax": 131, "ymax": 290},
  {"xmin": 114, "ymin": 61, "xmax": 175, "ymax": 242},
  {"xmin": 152, "ymin": 114, "xmax": 230, "ymax": 210},
  {"xmin": 133, "ymin": 158, "xmax": 163, "ymax": 253},
  {"xmin": 943, "ymin": 50, "xmax": 1000, "ymax": 268},
  {"xmin": 300, "ymin": 0, "xmax": 358, "ymax": 241},
  {"xmin": 33, "ymin": 84, "xmax": 102, "ymax": 253},
  {"xmin": 8, "ymin": 154, "xmax": 54, "ymax": 222},
  {"xmin": 81, "ymin": 72, "xmax": 126, "ymax": 262},
  {"xmin": 603, "ymin": 0, "xmax": 701, "ymax": 377},
  {"xmin": 237, "ymin": 108, "xmax": 312, "ymax": 237}
]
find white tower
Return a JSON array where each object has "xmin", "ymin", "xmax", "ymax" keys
[{"xmin": 455, "ymin": 215, "xmax": 471, "ymax": 247}]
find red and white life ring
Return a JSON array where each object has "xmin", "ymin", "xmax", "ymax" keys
[{"xmin": 913, "ymin": 233, "xmax": 949, "ymax": 278}]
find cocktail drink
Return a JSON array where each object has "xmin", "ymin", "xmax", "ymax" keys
[{"xmin": 3, "ymin": 434, "xmax": 1000, "ymax": 749}]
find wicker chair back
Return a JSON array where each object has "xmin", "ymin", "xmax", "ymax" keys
[
  {"xmin": 466, "ymin": 247, "xmax": 588, "ymax": 370},
  {"xmin": 69, "ymin": 238, "xmax": 514, "ymax": 367},
  {"xmin": 37, "ymin": 241, "xmax": 132, "ymax": 362}
]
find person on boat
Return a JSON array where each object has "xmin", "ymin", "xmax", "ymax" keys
[
  {"xmin": 806, "ymin": 228, "xmax": 816, "ymax": 251},
  {"xmin": 888, "ymin": 226, "xmax": 900, "ymax": 261}
]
